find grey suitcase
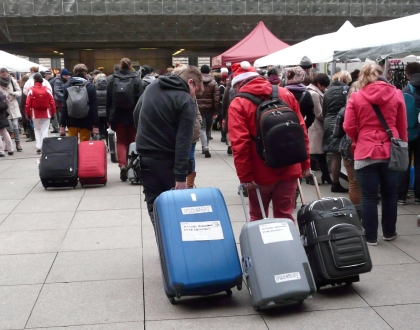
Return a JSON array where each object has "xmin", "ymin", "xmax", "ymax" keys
[
  {"xmin": 239, "ymin": 185, "xmax": 316, "ymax": 311},
  {"xmin": 127, "ymin": 142, "xmax": 141, "ymax": 184},
  {"xmin": 107, "ymin": 128, "xmax": 118, "ymax": 163}
]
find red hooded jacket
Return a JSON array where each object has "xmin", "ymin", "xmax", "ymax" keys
[
  {"xmin": 25, "ymin": 82, "xmax": 56, "ymax": 119},
  {"xmin": 228, "ymin": 77, "xmax": 310, "ymax": 185},
  {"xmin": 344, "ymin": 81, "xmax": 407, "ymax": 161}
]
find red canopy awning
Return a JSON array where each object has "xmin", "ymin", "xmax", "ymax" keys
[{"xmin": 212, "ymin": 22, "xmax": 289, "ymax": 69}]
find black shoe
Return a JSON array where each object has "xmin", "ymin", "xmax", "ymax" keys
[
  {"xmin": 227, "ymin": 146, "xmax": 232, "ymax": 155},
  {"xmin": 204, "ymin": 149, "xmax": 211, "ymax": 158},
  {"xmin": 321, "ymin": 175, "xmax": 333, "ymax": 184},
  {"xmin": 36, "ymin": 149, "xmax": 41, "ymax": 154},
  {"xmin": 50, "ymin": 129, "xmax": 59, "ymax": 133},
  {"xmin": 120, "ymin": 166, "xmax": 128, "ymax": 182},
  {"xmin": 8, "ymin": 151, "xmax": 13, "ymax": 155},
  {"xmin": 331, "ymin": 182, "xmax": 349, "ymax": 193},
  {"xmin": 0, "ymin": 153, "xmax": 4, "ymax": 157},
  {"xmin": 221, "ymin": 137, "xmax": 227, "ymax": 143},
  {"xmin": 305, "ymin": 176, "xmax": 315, "ymax": 185}
]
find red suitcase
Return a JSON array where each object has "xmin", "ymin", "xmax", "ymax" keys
[{"xmin": 78, "ymin": 140, "xmax": 107, "ymax": 186}]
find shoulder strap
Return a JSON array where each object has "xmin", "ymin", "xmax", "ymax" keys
[
  {"xmin": 371, "ymin": 103, "xmax": 394, "ymax": 140},
  {"xmin": 298, "ymin": 91, "xmax": 306, "ymax": 105},
  {"xmin": 271, "ymin": 84, "xmax": 279, "ymax": 99},
  {"xmin": 409, "ymin": 84, "xmax": 415, "ymax": 94},
  {"xmin": 11, "ymin": 79, "xmax": 16, "ymax": 92},
  {"xmin": 235, "ymin": 92, "xmax": 264, "ymax": 106}
]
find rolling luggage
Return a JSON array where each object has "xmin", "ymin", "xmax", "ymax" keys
[
  {"xmin": 107, "ymin": 128, "xmax": 118, "ymax": 163},
  {"xmin": 78, "ymin": 140, "xmax": 107, "ymax": 187},
  {"xmin": 239, "ymin": 185, "xmax": 316, "ymax": 311},
  {"xmin": 153, "ymin": 187, "xmax": 242, "ymax": 304},
  {"xmin": 39, "ymin": 136, "xmax": 78, "ymax": 189},
  {"xmin": 127, "ymin": 142, "xmax": 141, "ymax": 184},
  {"xmin": 297, "ymin": 174, "xmax": 372, "ymax": 289}
]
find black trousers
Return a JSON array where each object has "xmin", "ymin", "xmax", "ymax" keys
[{"xmin": 139, "ymin": 157, "xmax": 175, "ymax": 223}]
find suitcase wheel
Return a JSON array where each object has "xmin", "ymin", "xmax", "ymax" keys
[
  {"xmin": 226, "ymin": 289, "xmax": 232, "ymax": 297},
  {"xmin": 236, "ymin": 284, "xmax": 242, "ymax": 291},
  {"xmin": 253, "ymin": 306, "xmax": 260, "ymax": 312},
  {"xmin": 176, "ymin": 292, "xmax": 182, "ymax": 299},
  {"xmin": 168, "ymin": 297, "xmax": 176, "ymax": 305},
  {"xmin": 104, "ymin": 183, "xmax": 106, "ymax": 186}
]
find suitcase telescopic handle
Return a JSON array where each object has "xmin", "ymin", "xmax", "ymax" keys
[
  {"xmin": 238, "ymin": 184, "xmax": 267, "ymax": 223},
  {"xmin": 297, "ymin": 171, "xmax": 322, "ymax": 206}
]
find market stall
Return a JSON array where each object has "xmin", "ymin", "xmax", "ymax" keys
[{"xmin": 0, "ymin": 50, "xmax": 49, "ymax": 72}]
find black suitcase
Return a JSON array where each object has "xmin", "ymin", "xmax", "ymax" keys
[
  {"xmin": 107, "ymin": 128, "xmax": 118, "ymax": 163},
  {"xmin": 297, "ymin": 175, "xmax": 372, "ymax": 289},
  {"xmin": 39, "ymin": 136, "xmax": 78, "ymax": 189}
]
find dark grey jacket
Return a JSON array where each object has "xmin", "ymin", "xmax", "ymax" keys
[
  {"xmin": 95, "ymin": 77, "xmax": 108, "ymax": 118},
  {"xmin": 53, "ymin": 76, "xmax": 68, "ymax": 102}
]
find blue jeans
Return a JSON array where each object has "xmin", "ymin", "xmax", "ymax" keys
[
  {"xmin": 357, "ymin": 162, "xmax": 399, "ymax": 241},
  {"xmin": 189, "ymin": 142, "xmax": 196, "ymax": 172},
  {"xmin": 398, "ymin": 139, "xmax": 420, "ymax": 200}
]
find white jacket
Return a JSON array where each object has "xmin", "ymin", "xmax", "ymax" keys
[{"xmin": 0, "ymin": 78, "xmax": 22, "ymax": 119}]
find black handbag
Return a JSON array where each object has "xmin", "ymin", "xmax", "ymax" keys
[
  {"xmin": 333, "ymin": 106, "xmax": 346, "ymax": 139},
  {"xmin": 371, "ymin": 103, "xmax": 409, "ymax": 172}
]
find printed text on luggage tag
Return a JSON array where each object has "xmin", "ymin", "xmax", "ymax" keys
[
  {"xmin": 274, "ymin": 272, "xmax": 301, "ymax": 283},
  {"xmin": 181, "ymin": 205, "xmax": 213, "ymax": 215},
  {"xmin": 259, "ymin": 222, "xmax": 293, "ymax": 244},
  {"xmin": 180, "ymin": 221, "xmax": 224, "ymax": 241}
]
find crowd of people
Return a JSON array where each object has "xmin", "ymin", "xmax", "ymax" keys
[{"xmin": 0, "ymin": 56, "xmax": 417, "ymax": 245}]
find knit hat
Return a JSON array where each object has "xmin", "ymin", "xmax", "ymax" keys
[
  {"xmin": 286, "ymin": 66, "xmax": 306, "ymax": 85},
  {"xmin": 200, "ymin": 64, "xmax": 210, "ymax": 74},
  {"xmin": 221, "ymin": 73, "xmax": 229, "ymax": 82},
  {"xmin": 231, "ymin": 61, "xmax": 259, "ymax": 87},
  {"xmin": 61, "ymin": 68, "xmax": 70, "ymax": 76},
  {"xmin": 221, "ymin": 68, "xmax": 228, "ymax": 74},
  {"xmin": 141, "ymin": 65, "xmax": 152, "ymax": 78},
  {"xmin": 299, "ymin": 56, "xmax": 313, "ymax": 69}
]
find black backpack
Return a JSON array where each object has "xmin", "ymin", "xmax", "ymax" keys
[
  {"xmin": 0, "ymin": 91, "xmax": 8, "ymax": 111},
  {"xmin": 235, "ymin": 85, "xmax": 308, "ymax": 168},
  {"xmin": 113, "ymin": 75, "xmax": 135, "ymax": 110}
]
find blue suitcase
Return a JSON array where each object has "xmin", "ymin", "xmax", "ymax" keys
[{"xmin": 153, "ymin": 187, "xmax": 243, "ymax": 304}]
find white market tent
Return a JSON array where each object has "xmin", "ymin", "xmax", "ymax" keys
[
  {"xmin": 333, "ymin": 13, "xmax": 420, "ymax": 61},
  {"xmin": 0, "ymin": 50, "xmax": 49, "ymax": 72},
  {"xmin": 254, "ymin": 21, "xmax": 355, "ymax": 68}
]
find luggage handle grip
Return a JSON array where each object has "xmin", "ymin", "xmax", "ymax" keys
[
  {"xmin": 241, "ymin": 256, "xmax": 251, "ymax": 278},
  {"xmin": 238, "ymin": 184, "xmax": 267, "ymax": 223},
  {"xmin": 297, "ymin": 171, "xmax": 322, "ymax": 206}
]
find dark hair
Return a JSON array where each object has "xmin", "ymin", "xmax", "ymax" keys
[
  {"xmin": 73, "ymin": 63, "xmax": 88, "ymax": 76},
  {"xmin": 120, "ymin": 58, "xmax": 132, "ymax": 70},
  {"xmin": 303, "ymin": 76, "xmax": 313, "ymax": 86},
  {"xmin": 350, "ymin": 69, "xmax": 360, "ymax": 82},
  {"xmin": 141, "ymin": 65, "xmax": 152, "ymax": 78},
  {"xmin": 313, "ymin": 73, "xmax": 330, "ymax": 87},
  {"xmin": 267, "ymin": 68, "xmax": 278, "ymax": 76},
  {"xmin": 113, "ymin": 64, "xmax": 120, "ymax": 71},
  {"xmin": 33, "ymin": 73, "xmax": 43, "ymax": 83},
  {"xmin": 405, "ymin": 62, "xmax": 420, "ymax": 76},
  {"xmin": 286, "ymin": 70, "xmax": 295, "ymax": 80}
]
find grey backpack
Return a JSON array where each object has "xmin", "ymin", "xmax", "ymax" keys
[{"xmin": 67, "ymin": 81, "xmax": 89, "ymax": 119}]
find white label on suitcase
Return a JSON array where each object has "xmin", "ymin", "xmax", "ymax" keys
[
  {"xmin": 180, "ymin": 221, "xmax": 224, "ymax": 241},
  {"xmin": 191, "ymin": 194, "xmax": 197, "ymax": 201},
  {"xmin": 259, "ymin": 222, "xmax": 293, "ymax": 244},
  {"xmin": 181, "ymin": 205, "xmax": 213, "ymax": 215},
  {"xmin": 274, "ymin": 272, "xmax": 301, "ymax": 283}
]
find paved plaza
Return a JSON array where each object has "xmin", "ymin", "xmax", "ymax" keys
[{"xmin": 1, "ymin": 131, "xmax": 420, "ymax": 330}]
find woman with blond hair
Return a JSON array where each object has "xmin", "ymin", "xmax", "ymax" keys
[
  {"xmin": 344, "ymin": 63, "xmax": 407, "ymax": 245},
  {"xmin": 322, "ymin": 70, "xmax": 352, "ymax": 192}
]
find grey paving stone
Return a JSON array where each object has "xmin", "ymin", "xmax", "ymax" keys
[
  {"xmin": 0, "ymin": 230, "xmax": 66, "ymax": 255},
  {"xmin": 47, "ymin": 248, "xmax": 142, "ymax": 283},
  {"xmin": 227, "ymin": 204, "xmax": 249, "ymax": 222},
  {"xmin": 0, "ymin": 160, "xmax": 39, "ymax": 179},
  {"xmin": 390, "ymin": 235, "xmax": 420, "ymax": 262},
  {"xmin": 77, "ymin": 195, "xmax": 141, "ymax": 211},
  {"xmin": 146, "ymin": 315, "xmax": 267, "ymax": 330},
  {"xmin": 60, "ymin": 226, "xmax": 142, "ymax": 251},
  {"xmin": 29, "ymin": 186, "xmax": 86, "ymax": 198},
  {"xmin": 374, "ymin": 304, "xmax": 420, "ymax": 330},
  {"xmin": 0, "ymin": 284, "xmax": 42, "ymax": 330},
  {"xmin": 70, "ymin": 209, "xmax": 141, "ymax": 229},
  {"xmin": 13, "ymin": 197, "xmax": 81, "ymax": 213},
  {"xmin": 0, "ymin": 178, "xmax": 38, "ymax": 199},
  {"xmin": 394, "ymin": 214, "xmax": 420, "ymax": 235},
  {"xmin": 0, "ymin": 253, "xmax": 56, "ymax": 285},
  {"xmin": 26, "ymin": 279, "xmax": 143, "ymax": 328},
  {"xmin": 0, "ymin": 159, "xmax": 16, "ymax": 173},
  {"xmin": 0, "ymin": 213, "xmax": 6, "ymax": 224},
  {"xmin": 262, "ymin": 307, "xmax": 391, "ymax": 330},
  {"xmin": 35, "ymin": 322, "xmax": 143, "ymax": 330},
  {"xmin": 82, "ymin": 181, "xmax": 141, "ymax": 197},
  {"xmin": 0, "ymin": 211, "xmax": 74, "ymax": 232},
  {"xmin": 352, "ymin": 263, "xmax": 420, "ymax": 305},
  {"xmin": 0, "ymin": 199, "xmax": 20, "ymax": 214},
  {"xmin": 367, "ymin": 238, "xmax": 418, "ymax": 265}
]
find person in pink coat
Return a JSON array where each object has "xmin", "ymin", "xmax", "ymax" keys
[
  {"xmin": 344, "ymin": 63, "xmax": 407, "ymax": 246},
  {"xmin": 25, "ymin": 73, "xmax": 56, "ymax": 153}
]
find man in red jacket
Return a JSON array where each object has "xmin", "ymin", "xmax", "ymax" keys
[{"xmin": 228, "ymin": 61, "xmax": 311, "ymax": 222}]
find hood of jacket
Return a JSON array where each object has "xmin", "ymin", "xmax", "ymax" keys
[
  {"xmin": 238, "ymin": 76, "xmax": 272, "ymax": 97},
  {"xmin": 358, "ymin": 81, "xmax": 398, "ymax": 105},
  {"xmin": 95, "ymin": 77, "xmax": 108, "ymax": 90},
  {"xmin": 158, "ymin": 75, "xmax": 189, "ymax": 93},
  {"xmin": 409, "ymin": 73, "xmax": 420, "ymax": 89},
  {"xmin": 202, "ymin": 73, "xmax": 215, "ymax": 85},
  {"xmin": 143, "ymin": 74, "xmax": 156, "ymax": 84},
  {"xmin": 307, "ymin": 83, "xmax": 323, "ymax": 96},
  {"xmin": 69, "ymin": 76, "xmax": 88, "ymax": 86}
]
